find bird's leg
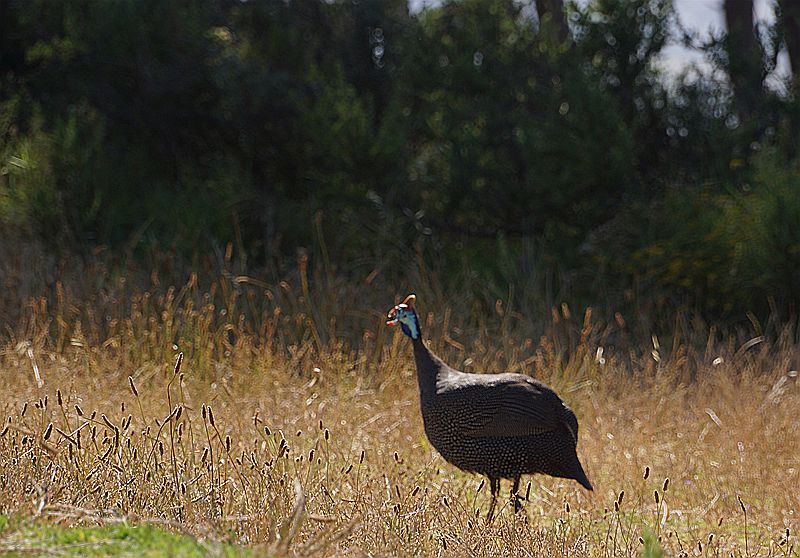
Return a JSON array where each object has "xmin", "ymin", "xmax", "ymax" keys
[
  {"xmin": 486, "ymin": 477, "xmax": 500, "ymax": 523},
  {"xmin": 511, "ymin": 476, "xmax": 524, "ymax": 513}
]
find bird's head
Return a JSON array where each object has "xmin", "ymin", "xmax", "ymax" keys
[{"xmin": 386, "ymin": 294, "xmax": 420, "ymax": 340}]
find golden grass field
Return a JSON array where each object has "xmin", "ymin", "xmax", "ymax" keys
[{"xmin": 0, "ymin": 270, "xmax": 798, "ymax": 557}]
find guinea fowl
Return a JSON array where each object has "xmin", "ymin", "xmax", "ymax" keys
[{"xmin": 387, "ymin": 294, "xmax": 593, "ymax": 520}]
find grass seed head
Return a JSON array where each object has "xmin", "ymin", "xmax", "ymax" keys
[
  {"xmin": 173, "ymin": 352, "xmax": 183, "ymax": 375},
  {"xmin": 128, "ymin": 376, "xmax": 139, "ymax": 396}
]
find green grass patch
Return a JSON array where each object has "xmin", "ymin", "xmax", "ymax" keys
[{"xmin": 0, "ymin": 517, "xmax": 253, "ymax": 558}]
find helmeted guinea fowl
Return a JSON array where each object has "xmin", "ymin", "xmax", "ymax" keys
[{"xmin": 387, "ymin": 294, "xmax": 593, "ymax": 520}]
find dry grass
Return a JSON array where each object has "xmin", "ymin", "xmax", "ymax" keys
[{"xmin": 0, "ymin": 269, "xmax": 799, "ymax": 557}]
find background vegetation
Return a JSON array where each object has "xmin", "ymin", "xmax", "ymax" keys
[{"xmin": 2, "ymin": 0, "xmax": 800, "ymax": 330}]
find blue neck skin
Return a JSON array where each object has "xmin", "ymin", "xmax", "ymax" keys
[{"xmin": 400, "ymin": 311, "xmax": 420, "ymax": 340}]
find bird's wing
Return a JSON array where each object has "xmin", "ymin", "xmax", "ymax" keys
[
  {"xmin": 440, "ymin": 375, "xmax": 562, "ymax": 438},
  {"xmin": 561, "ymin": 403, "xmax": 579, "ymax": 443}
]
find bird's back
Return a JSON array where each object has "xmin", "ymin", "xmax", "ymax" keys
[{"xmin": 420, "ymin": 368, "xmax": 590, "ymax": 487}]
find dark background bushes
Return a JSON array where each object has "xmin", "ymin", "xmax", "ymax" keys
[{"xmin": 2, "ymin": 0, "xmax": 799, "ymax": 327}]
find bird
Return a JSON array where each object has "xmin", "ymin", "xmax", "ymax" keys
[{"xmin": 386, "ymin": 294, "xmax": 593, "ymax": 520}]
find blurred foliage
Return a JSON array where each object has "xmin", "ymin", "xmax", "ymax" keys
[{"xmin": 1, "ymin": 0, "xmax": 799, "ymax": 323}]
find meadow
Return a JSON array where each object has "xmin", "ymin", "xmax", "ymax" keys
[
  {"xmin": 0, "ymin": 266, "xmax": 798, "ymax": 557},
  {"xmin": 4, "ymin": 0, "xmax": 800, "ymax": 555}
]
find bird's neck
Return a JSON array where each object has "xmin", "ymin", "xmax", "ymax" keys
[{"xmin": 412, "ymin": 337, "xmax": 446, "ymax": 398}]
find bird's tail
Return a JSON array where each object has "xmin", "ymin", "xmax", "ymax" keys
[{"xmin": 573, "ymin": 461, "xmax": 593, "ymax": 491}]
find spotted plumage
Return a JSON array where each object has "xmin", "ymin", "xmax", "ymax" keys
[{"xmin": 387, "ymin": 294, "xmax": 593, "ymax": 520}]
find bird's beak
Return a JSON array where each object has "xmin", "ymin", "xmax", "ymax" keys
[{"xmin": 386, "ymin": 306, "xmax": 399, "ymax": 326}]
